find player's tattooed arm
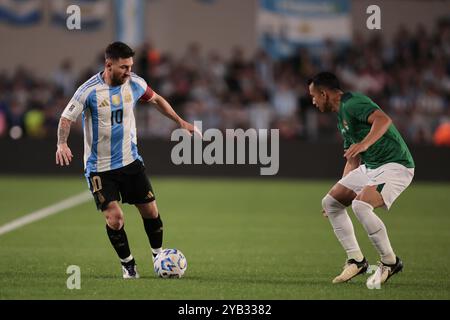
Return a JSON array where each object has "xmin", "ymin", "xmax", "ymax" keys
[
  {"xmin": 57, "ymin": 117, "xmax": 72, "ymax": 145},
  {"xmin": 56, "ymin": 117, "xmax": 74, "ymax": 166}
]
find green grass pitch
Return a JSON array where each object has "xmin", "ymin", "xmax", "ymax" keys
[{"xmin": 0, "ymin": 176, "xmax": 449, "ymax": 299}]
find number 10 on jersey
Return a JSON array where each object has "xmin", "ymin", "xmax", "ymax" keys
[{"xmin": 111, "ymin": 110, "xmax": 123, "ymax": 125}]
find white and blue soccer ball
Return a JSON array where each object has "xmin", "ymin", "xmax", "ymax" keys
[{"xmin": 153, "ymin": 248, "xmax": 187, "ymax": 278}]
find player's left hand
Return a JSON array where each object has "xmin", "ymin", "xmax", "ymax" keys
[
  {"xmin": 344, "ymin": 142, "xmax": 368, "ymax": 159},
  {"xmin": 179, "ymin": 120, "xmax": 202, "ymax": 138}
]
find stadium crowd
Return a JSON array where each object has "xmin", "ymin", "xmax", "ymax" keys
[{"xmin": 0, "ymin": 20, "xmax": 449, "ymax": 146}]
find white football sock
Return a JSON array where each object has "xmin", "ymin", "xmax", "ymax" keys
[
  {"xmin": 322, "ymin": 194, "xmax": 364, "ymax": 262},
  {"xmin": 152, "ymin": 248, "xmax": 162, "ymax": 256},
  {"xmin": 352, "ymin": 200, "xmax": 396, "ymax": 265},
  {"xmin": 120, "ymin": 254, "xmax": 134, "ymax": 264}
]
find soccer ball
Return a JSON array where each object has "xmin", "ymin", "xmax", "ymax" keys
[{"xmin": 153, "ymin": 248, "xmax": 187, "ymax": 278}]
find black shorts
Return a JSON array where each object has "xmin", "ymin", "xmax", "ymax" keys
[{"xmin": 87, "ymin": 159, "xmax": 155, "ymax": 211}]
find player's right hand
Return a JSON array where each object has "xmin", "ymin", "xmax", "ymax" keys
[{"xmin": 56, "ymin": 143, "xmax": 73, "ymax": 166}]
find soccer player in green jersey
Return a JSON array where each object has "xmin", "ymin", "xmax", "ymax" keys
[{"xmin": 308, "ymin": 72, "xmax": 415, "ymax": 287}]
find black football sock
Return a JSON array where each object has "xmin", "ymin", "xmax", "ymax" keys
[
  {"xmin": 106, "ymin": 224, "xmax": 133, "ymax": 264},
  {"xmin": 142, "ymin": 215, "xmax": 163, "ymax": 256}
]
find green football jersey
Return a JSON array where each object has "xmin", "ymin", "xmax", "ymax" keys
[{"xmin": 337, "ymin": 92, "xmax": 415, "ymax": 169}]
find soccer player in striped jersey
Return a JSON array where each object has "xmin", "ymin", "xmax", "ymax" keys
[
  {"xmin": 56, "ymin": 42, "xmax": 199, "ymax": 279},
  {"xmin": 308, "ymin": 72, "xmax": 415, "ymax": 288}
]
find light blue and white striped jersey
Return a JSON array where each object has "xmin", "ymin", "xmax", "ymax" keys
[{"xmin": 61, "ymin": 72, "xmax": 154, "ymax": 177}]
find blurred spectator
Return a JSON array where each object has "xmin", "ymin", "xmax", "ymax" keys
[
  {"xmin": 433, "ymin": 121, "xmax": 450, "ymax": 147},
  {"xmin": 53, "ymin": 59, "xmax": 76, "ymax": 96},
  {"xmin": 248, "ymin": 90, "xmax": 273, "ymax": 130},
  {"xmin": 272, "ymin": 80, "xmax": 297, "ymax": 119},
  {"xmin": 138, "ymin": 41, "xmax": 161, "ymax": 86},
  {"xmin": 181, "ymin": 42, "xmax": 206, "ymax": 75},
  {"xmin": 0, "ymin": 20, "xmax": 449, "ymax": 146},
  {"xmin": 253, "ymin": 49, "xmax": 275, "ymax": 91},
  {"xmin": 0, "ymin": 110, "xmax": 6, "ymax": 137},
  {"xmin": 24, "ymin": 109, "xmax": 46, "ymax": 138},
  {"xmin": 205, "ymin": 51, "xmax": 227, "ymax": 95}
]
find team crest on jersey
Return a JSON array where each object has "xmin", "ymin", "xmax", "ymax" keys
[
  {"xmin": 111, "ymin": 94, "xmax": 121, "ymax": 106},
  {"xmin": 124, "ymin": 93, "xmax": 132, "ymax": 103},
  {"xmin": 343, "ymin": 120, "xmax": 349, "ymax": 130}
]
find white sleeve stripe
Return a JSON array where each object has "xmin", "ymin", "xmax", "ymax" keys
[
  {"xmin": 131, "ymin": 74, "xmax": 147, "ymax": 91},
  {"xmin": 62, "ymin": 87, "xmax": 96, "ymax": 122},
  {"xmin": 75, "ymin": 78, "xmax": 97, "ymax": 97},
  {"xmin": 74, "ymin": 79, "xmax": 100, "ymax": 103},
  {"xmin": 74, "ymin": 76, "xmax": 98, "ymax": 97}
]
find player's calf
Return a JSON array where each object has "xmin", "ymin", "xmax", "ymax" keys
[
  {"xmin": 142, "ymin": 214, "xmax": 164, "ymax": 258},
  {"xmin": 322, "ymin": 194, "xmax": 364, "ymax": 263}
]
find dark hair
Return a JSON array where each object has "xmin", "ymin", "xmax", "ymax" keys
[
  {"xmin": 105, "ymin": 42, "xmax": 135, "ymax": 60},
  {"xmin": 307, "ymin": 72, "xmax": 341, "ymax": 90}
]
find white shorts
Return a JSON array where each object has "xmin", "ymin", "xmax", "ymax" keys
[{"xmin": 338, "ymin": 162, "xmax": 414, "ymax": 210}]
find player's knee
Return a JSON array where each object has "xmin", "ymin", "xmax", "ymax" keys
[
  {"xmin": 322, "ymin": 194, "xmax": 345, "ymax": 215},
  {"xmin": 321, "ymin": 195, "xmax": 329, "ymax": 210},
  {"xmin": 106, "ymin": 218, "xmax": 123, "ymax": 230},
  {"xmin": 351, "ymin": 199, "xmax": 372, "ymax": 216},
  {"xmin": 352, "ymin": 199, "xmax": 373, "ymax": 221},
  {"xmin": 145, "ymin": 209, "xmax": 159, "ymax": 220},
  {"xmin": 136, "ymin": 202, "xmax": 159, "ymax": 219},
  {"xmin": 106, "ymin": 214, "xmax": 124, "ymax": 230},
  {"xmin": 352, "ymin": 200, "xmax": 383, "ymax": 234},
  {"xmin": 104, "ymin": 205, "xmax": 124, "ymax": 230},
  {"xmin": 148, "ymin": 205, "xmax": 159, "ymax": 219}
]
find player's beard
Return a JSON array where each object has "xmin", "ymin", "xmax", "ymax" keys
[
  {"xmin": 111, "ymin": 72, "xmax": 129, "ymax": 86},
  {"xmin": 323, "ymin": 95, "xmax": 334, "ymax": 112}
]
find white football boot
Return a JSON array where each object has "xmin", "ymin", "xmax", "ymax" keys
[
  {"xmin": 366, "ymin": 257, "xmax": 403, "ymax": 288},
  {"xmin": 122, "ymin": 263, "xmax": 140, "ymax": 279},
  {"xmin": 332, "ymin": 258, "xmax": 369, "ymax": 283}
]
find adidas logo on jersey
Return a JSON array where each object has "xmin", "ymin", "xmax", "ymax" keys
[{"xmin": 99, "ymin": 99, "xmax": 109, "ymax": 108}]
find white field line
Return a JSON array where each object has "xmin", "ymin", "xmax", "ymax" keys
[{"xmin": 0, "ymin": 191, "xmax": 91, "ymax": 236}]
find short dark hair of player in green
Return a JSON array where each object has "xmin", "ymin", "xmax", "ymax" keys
[{"xmin": 307, "ymin": 72, "xmax": 341, "ymax": 91}]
